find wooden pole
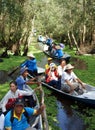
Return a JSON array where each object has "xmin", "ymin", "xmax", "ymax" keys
[{"xmin": 39, "ymin": 84, "xmax": 49, "ymax": 130}]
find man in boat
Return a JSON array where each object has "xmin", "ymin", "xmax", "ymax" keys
[
  {"xmin": 16, "ymin": 67, "xmax": 40, "ymax": 90},
  {"xmin": 4, "ymin": 98, "xmax": 45, "ymax": 130},
  {"xmin": 45, "ymin": 63, "xmax": 61, "ymax": 89},
  {"xmin": 21, "ymin": 53, "xmax": 38, "ymax": 77},
  {"xmin": 54, "ymin": 45, "xmax": 64, "ymax": 58},
  {"xmin": 61, "ymin": 64, "xmax": 86, "ymax": 95},
  {"xmin": 0, "ymin": 81, "xmax": 40, "ymax": 114},
  {"xmin": 57, "ymin": 59, "xmax": 66, "ymax": 77}
]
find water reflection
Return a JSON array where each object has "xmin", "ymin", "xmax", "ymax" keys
[{"xmin": 57, "ymin": 100, "xmax": 86, "ymax": 130}]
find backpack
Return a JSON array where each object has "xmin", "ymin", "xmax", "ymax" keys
[{"xmin": 10, "ymin": 108, "xmax": 29, "ymax": 123}]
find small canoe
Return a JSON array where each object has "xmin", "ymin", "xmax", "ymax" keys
[
  {"xmin": 41, "ymin": 81, "xmax": 95, "ymax": 107},
  {"xmin": 44, "ymin": 50, "xmax": 71, "ymax": 63},
  {"xmin": 8, "ymin": 66, "xmax": 45, "ymax": 78},
  {"xmin": 38, "ymin": 67, "xmax": 45, "ymax": 75},
  {"xmin": 38, "ymin": 42, "xmax": 71, "ymax": 63}
]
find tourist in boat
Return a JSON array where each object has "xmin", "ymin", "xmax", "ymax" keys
[
  {"xmin": 58, "ymin": 59, "xmax": 66, "ymax": 77},
  {"xmin": 21, "ymin": 53, "xmax": 38, "ymax": 77},
  {"xmin": 45, "ymin": 63, "xmax": 61, "ymax": 89},
  {"xmin": 4, "ymin": 98, "xmax": 45, "ymax": 130},
  {"xmin": 45, "ymin": 57, "xmax": 53, "ymax": 71},
  {"xmin": 59, "ymin": 43, "xmax": 65, "ymax": 50},
  {"xmin": 54, "ymin": 45, "xmax": 64, "ymax": 58},
  {"xmin": 45, "ymin": 36, "xmax": 53, "ymax": 52},
  {"xmin": 16, "ymin": 67, "xmax": 40, "ymax": 90},
  {"xmin": 0, "ymin": 81, "xmax": 40, "ymax": 113},
  {"xmin": 61, "ymin": 64, "xmax": 86, "ymax": 95},
  {"xmin": 50, "ymin": 43, "xmax": 57, "ymax": 57}
]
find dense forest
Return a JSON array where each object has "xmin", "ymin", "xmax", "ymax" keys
[{"xmin": 0, "ymin": 0, "xmax": 95, "ymax": 56}]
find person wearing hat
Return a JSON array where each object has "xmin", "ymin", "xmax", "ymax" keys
[
  {"xmin": 16, "ymin": 67, "xmax": 40, "ymax": 90},
  {"xmin": 54, "ymin": 45, "xmax": 64, "ymax": 58},
  {"xmin": 45, "ymin": 57, "xmax": 53, "ymax": 71},
  {"xmin": 4, "ymin": 98, "xmax": 45, "ymax": 130},
  {"xmin": 21, "ymin": 53, "xmax": 38, "ymax": 77},
  {"xmin": 61, "ymin": 64, "xmax": 86, "ymax": 95},
  {"xmin": 0, "ymin": 81, "xmax": 40, "ymax": 114},
  {"xmin": 45, "ymin": 63, "xmax": 61, "ymax": 89}
]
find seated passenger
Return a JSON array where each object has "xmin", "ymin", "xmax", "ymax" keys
[
  {"xmin": 59, "ymin": 43, "xmax": 65, "ymax": 50},
  {"xmin": 50, "ymin": 43, "xmax": 57, "ymax": 56},
  {"xmin": 55, "ymin": 45, "xmax": 64, "ymax": 58},
  {"xmin": 46, "ymin": 37, "xmax": 53, "ymax": 52},
  {"xmin": 45, "ymin": 57, "xmax": 53, "ymax": 71},
  {"xmin": 0, "ymin": 81, "xmax": 40, "ymax": 113},
  {"xmin": 21, "ymin": 53, "xmax": 38, "ymax": 77},
  {"xmin": 61, "ymin": 64, "xmax": 86, "ymax": 95},
  {"xmin": 58, "ymin": 59, "xmax": 66, "ymax": 77},
  {"xmin": 45, "ymin": 63, "xmax": 61, "ymax": 89},
  {"xmin": 16, "ymin": 67, "xmax": 40, "ymax": 90},
  {"xmin": 4, "ymin": 98, "xmax": 45, "ymax": 130}
]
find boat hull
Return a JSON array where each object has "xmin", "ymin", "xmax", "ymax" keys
[{"xmin": 42, "ymin": 82, "xmax": 95, "ymax": 107}]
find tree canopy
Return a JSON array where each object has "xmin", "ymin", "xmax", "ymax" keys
[{"xmin": 0, "ymin": 0, "xmax": 95, "ymax": 56}]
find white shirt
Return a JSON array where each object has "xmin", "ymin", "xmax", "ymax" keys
[
  {"xmin": 58, "ymin": 65, "xmax": 66, "ymax": 76},
  {"xmin": 51, "ymin": 71, "xmax": 58, "ymax": 81},
  {"xmin": 0, "ymin": 89, "xmax": 34, "ymax": 112},
  {"xmin": 0, "ymin": 114, "xmax": 4, "ymax": 130},
  {"xmin": 61, "ymin": 71, "xmax": 77, "ymax": 85}
]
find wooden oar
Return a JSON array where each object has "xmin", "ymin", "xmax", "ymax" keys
[
  {"xmin": 8, "ymin": 60, "xmax": 27, "ymax": 76},
  {"xmin": 39, "ymin": 84, "xmax": 49, "ymax": 130},
  {"xmin": 8, "ymin": 66, "xmax": 19, "ymax": 76}
]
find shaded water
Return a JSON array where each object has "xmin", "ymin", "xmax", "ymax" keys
[{"xmin": 56, "ymin": 97, "xmax": 86, "ymax": 130}]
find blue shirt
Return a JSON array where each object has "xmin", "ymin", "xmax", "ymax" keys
[
  {"xmin": 4, "ymin": 107, "xmax": 35, "ymax": 130},
  {"xmin": 16, "ymin": 76, "xmax": 28, "ymax": 90},
  {"xmin": 46, "ymin": 38, "xmax": 53, "ymax": 46},
  {"xmin": 55, "ymin": 49, "xmax": 64, "ymax": 58},
  {"xmin": 21, "ymin": 59, "xmax": 38, "ymax": 72}
]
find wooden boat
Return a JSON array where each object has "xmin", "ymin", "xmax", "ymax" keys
[
  {"xmin": 44, "ymin": 50, "xmax": 71, "ymax": 63},
  {"xmin": 38, "ymin": 42, "xmax": 71, "ymax": 63},
  {"xmin": 38, "ymin": 67, "xmax": 45, "ymax": 75},
  {"xmin": 0, "ymin": 86, "xmax": 47, "ymax": 130},
  {"xmin": 41, "ymin": 81, "xmax": 95, "ymax": 107},
  {"xmin": 8, "ymin": 66, "xmax": 45, "ymax": 76}
]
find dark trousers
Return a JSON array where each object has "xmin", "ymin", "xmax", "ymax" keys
[
  {"xmin": 48, "ymin": 79, "xmax": 61, "ymax": 90},
  {"xmin": 28, "ymin": 70, "xmax": 38, "ymax": 77}
]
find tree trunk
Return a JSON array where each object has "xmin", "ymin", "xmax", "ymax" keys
[
  {"xmin": 67, "ymin": 31, "xmax": 73, "ymax": 49},
  {"xmin": 82, "ymin": 0, "xmax": 86, "ymax": 44},
  {"xmin": 14, "ymin": 42, "xmax": 21, "ymax": 56},
  {"xmin": 71, "ymin": 32, "xmax": 83, "ymax": 55},
  {"xmin": 82, "ymin": 25, "xmax": 86, "ymax": 44}
]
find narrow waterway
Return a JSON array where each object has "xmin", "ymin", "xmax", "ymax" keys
[{"xmin": 56, "ymin": 97, "xmax": 86, "ymax": 130}]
